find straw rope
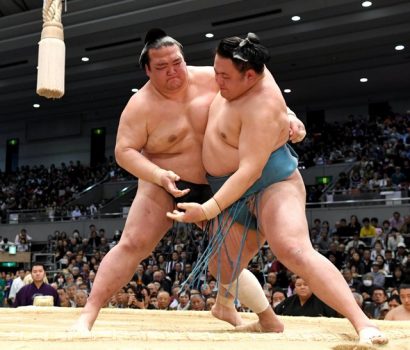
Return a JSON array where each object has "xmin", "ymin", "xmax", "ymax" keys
[{"xmin": 43, "ymin": 0, "xmax": 62, "ymax": 24}]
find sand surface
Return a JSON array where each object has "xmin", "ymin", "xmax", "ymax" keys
[{"xmin": 0, "ymin": 307, "xmax": 409, "ymax": 350}]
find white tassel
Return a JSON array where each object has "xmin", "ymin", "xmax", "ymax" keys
[{"xmin": 36, "ymin": 0, "xmax": 65, "ymax": 99}]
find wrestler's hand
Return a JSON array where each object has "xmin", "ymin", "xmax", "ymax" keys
[
  {"xmin": 154, "ymin": 169, "xmax": 190, "ymax": 198},
  {"xmin": 166, "ymin": 202, "xmax": 206, "ymax": 223},
  {"xmin": 289, "ymin": 118, "xmax": 306, "ymax": 143},
  {"xmin": 288, "ymin": 109, "xmax": 306, "ymax": 143}
]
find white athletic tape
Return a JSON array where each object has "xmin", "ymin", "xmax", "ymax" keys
[{"xmin": 221, "ymin": 269, "xmax": 269, "ymax": 314}]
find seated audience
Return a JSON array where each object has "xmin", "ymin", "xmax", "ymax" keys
[{"xmin": 274, "ymin": 276, "xmax": 338, "ymax": 317}]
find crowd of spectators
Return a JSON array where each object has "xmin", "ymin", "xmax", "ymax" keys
[
  {"xmin": 294, "ymin": 113, "xmax": 410, "ymax": 202},
  {"xmin": 0, "ymin": 157, "xmax": 133, "ymax": 223},
  {"xmin": 1, "ymin": 209, "xmax": 409, "ymax": 320},
  {"xmin": 1, "ymin": 113, "xmax": 408, "ymax": 219}
]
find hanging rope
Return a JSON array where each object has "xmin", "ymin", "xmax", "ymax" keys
[{"xmin": 36, "ymin": 0, "xmax": 66, "ymax": 99}]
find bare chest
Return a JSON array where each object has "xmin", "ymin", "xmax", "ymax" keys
[
  {"xmin": 145, "ymin": 94, "xmax": 213, "ymax": 153},
  {"xmin": 208, "ymin": 100, "xmax": 241, "ymax": 148}
]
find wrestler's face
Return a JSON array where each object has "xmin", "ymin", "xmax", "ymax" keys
[
  {"xmin": 399, "ymin": 288, "xmax": 410, "ymax": 311},
  {"xmin": 214, "ymin": 54, "xmax": 254, "ymax": 101},
  {"xmin": 146, "ymin": 45, "xmax": 187, "ymax": 92}
]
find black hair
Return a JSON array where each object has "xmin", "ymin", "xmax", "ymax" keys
[
  {"xmin": 399, "ymin": 283, "xmax": 410, "ymax": 291},
  {"xmin": 387, "ymin": 294, "xmax": 401, "ymax": 304},
  {"xmin": 31, "ymin": 262, "xmax": 45, "ymax": 271},
  {"xmin": 139, "ymin": 28, "xmax": 184, "ymax": 69},
  {"xmin": 216, "ymin": 32, "xmax": 270, "ymax": 74}
]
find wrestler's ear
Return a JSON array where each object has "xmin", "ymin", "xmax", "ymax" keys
[
  {"xmin": 244, "ymin": 69, "xmax": 257, "ymax": 82},
  {"xmin": 145, "ymin": 64, "xmax": 151, "ymax": 77}
]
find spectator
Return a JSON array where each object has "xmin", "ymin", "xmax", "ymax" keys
[
  {"xmin": 0, "ymin": 237, "xmax": 12, "ymax": 252},
  {"xmin": 157, "ymin": 291, "xmax": 171, "ymax": 310},
  {"xmin": 57, "ymin": 287, "xmax": 73, "ymax": 307},
  {"xmin": 363, "ymin": 287, "xmax": 388, "ymax": 319},
  {"xmin": 399, "ymin": 215, "xmax": 410, "ymax": 234},
  {"xmin": 345, "ymin": 235, "xmax": 366, "ymax": 254},
  {"xmin": 369, "ymin": 262, "xmax": 386, "ymax": 288},
  {"xmin": 272, "ymin": 289, "xmax": 287, "ymax": 308},
  {"xmin": 0, "ymin": 273, "xmax": 5, "ymax": 306},
  {"xmin": 71, "ymin": 206, "xmax": 82, "ymax": 220},
  {"xmin": 126, "ymin": 285, "xmax": 144, "ymax": 309},
  {"xmin": 74, "ymin": 290, "xmax": 88, "ymax": 308},
  {"xmin": 274, "ymin": 276, "xmax": 338, "ymax": 317},
  {"xmin": 370, "ymin": 240, "xmax": 385, "ymax": 261},
  {"xmin": 342, "ymin": 268, "xmax": 362, "ymax": 292},
  {"xmin": 8, "ymin": 269, "xmax": 26, "ymax": 304},
  {"xmin": 115, "ymin": 287, "xmax": 129, "ymax": 308},
  {"xmin": 387, "ymin": 266, "xmax": 405, "ymax": 290},
  {"xmin": 396, "ymin": 243, "xmax": 408, "ymax": 266},
  {"xmin": 383, "ymin": 250, "xmax": 398, "ymax": 275},
  {"xmin": 13, "ymin": 263, "xmax": 59, "ymax": 307},
  {"xmin": 14, "ymin": 229, "xmax": 32, "ymax": 245},
  {"xmin": 190, "ymin": 293, "xmax": 205, "ymax": 311},
  {"xmin": 347, "ymin": 215, "xmax": 361, "ymax": 237},
  {"xmin": 360, "ymin": 218, "xmax": 376, "ymax": 244},
  {"xmin": 152, "ymin": 271, "xmax": 171, "ymax": 293},
  {"xmin": 387, "ymin": 294, "xmax": 401, "ymax": 310},
  {"xmin": 391, "ymin": 167, "xmax": 406, "ymax": 187},
  {"xmin": 387, "ymin": 228, "xmax": 405, "ymax": 251},
  {"xmin": 134, "ymin": 264, "xmax": 151, "ymax": 286},
  {"xmin": 205, "ymin": 297, "xmax": 216, "ymax": 311},
  {"xmin": 389, "ymin": 212, "xmax": 405, "ymax": 231},
  {"xmin": 176, "ymin": 290, "xmax": 190, "ymax": 311},
  {"xmin": 66, "ymin": 283, "xmax": 78, "ymax": 306},
  {"xmin": 361, "ymin": 249, "xmax": 373, "ymax": 274},
  {"xmin": 360, "ymin": 274, "xmax": 375, "ymax": 300}
]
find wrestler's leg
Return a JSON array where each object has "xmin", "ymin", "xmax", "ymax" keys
[
  {"xmin": 72, "ymin": 180, "xmax": 173, "ymax": 331},
  {"xmin": 208, "ymin": 219, "xmax": 283, "ymax": 332},
  {"xmin": 258, "ymin": 170, "xmax": 387, "ymax": 344}
]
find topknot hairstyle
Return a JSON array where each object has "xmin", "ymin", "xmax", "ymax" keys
[
  {"xmin": 139, "ymin": 28, "xmax": 183, "ymax": 69},
  {"xmin": 216, "ymin": 32, "xmax": 270, "ymax": 74}
]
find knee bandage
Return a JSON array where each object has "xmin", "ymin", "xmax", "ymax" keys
[{"xmin": 221, "ymin": 269, "xmax": 269, "ymax": 314}]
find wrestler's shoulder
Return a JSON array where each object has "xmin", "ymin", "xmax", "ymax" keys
[
  {"xmin": 122, "ymin": 85, "xmax": 157, "ymax": 119},
  {"xmin": 187, "ymin": 65, "xmax": 215, "ymax": 80},
  {"xmin": 128, "ymin": 84, "xmax": 159, "ymax": 108},
  {"xmin": 384, "ymin": 306, "xmax": 401, "ymax": 320}
]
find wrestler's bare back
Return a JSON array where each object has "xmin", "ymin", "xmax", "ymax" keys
[{"xmin": 117, "ymin": 66, "xmax": 218, "ymax": 184}]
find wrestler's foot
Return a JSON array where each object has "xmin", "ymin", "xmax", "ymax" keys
[
  {"xmin": 211, "ymin": 303, "xmax": 244, "ymax": 327},
  {"xmin": 234, "ymin": 316, "xmax": 284, "ymax": 333},
  {"xmin": 69, "ymin": 316, "xmax": 92, "ymax": 334},
  {"xmin": 358, "ymin": 326, "xmax": 388, "ymax": 345}
]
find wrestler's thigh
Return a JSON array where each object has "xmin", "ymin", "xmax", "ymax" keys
[
  {"xmin": 257, "ymin": 170, "xmax": 311, "ymax": 260},
  {"xmin": 208, "ymin": 215, "xmax": 266, "ymax": 281},
  {"xmin": 120, "ymin": 180, "xmax": 174, "ymax": 253}
]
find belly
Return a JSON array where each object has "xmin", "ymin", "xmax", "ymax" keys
[
  {"xmin": 148, "ymin": 147, "xmax": 207, "ymax": 184},
  {"xmin": 202, "ymin": 134, "xmax": 239, "ymax": 176}
]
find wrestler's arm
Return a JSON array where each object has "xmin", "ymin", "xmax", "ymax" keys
[{"xmin": 115, "ymin": 94, "xmax": 189, "ymax": 197}]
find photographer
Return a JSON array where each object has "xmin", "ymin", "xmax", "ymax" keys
[{"xmin": 127, "ymin": 284, "xmax": 150, "ymax": 309}]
